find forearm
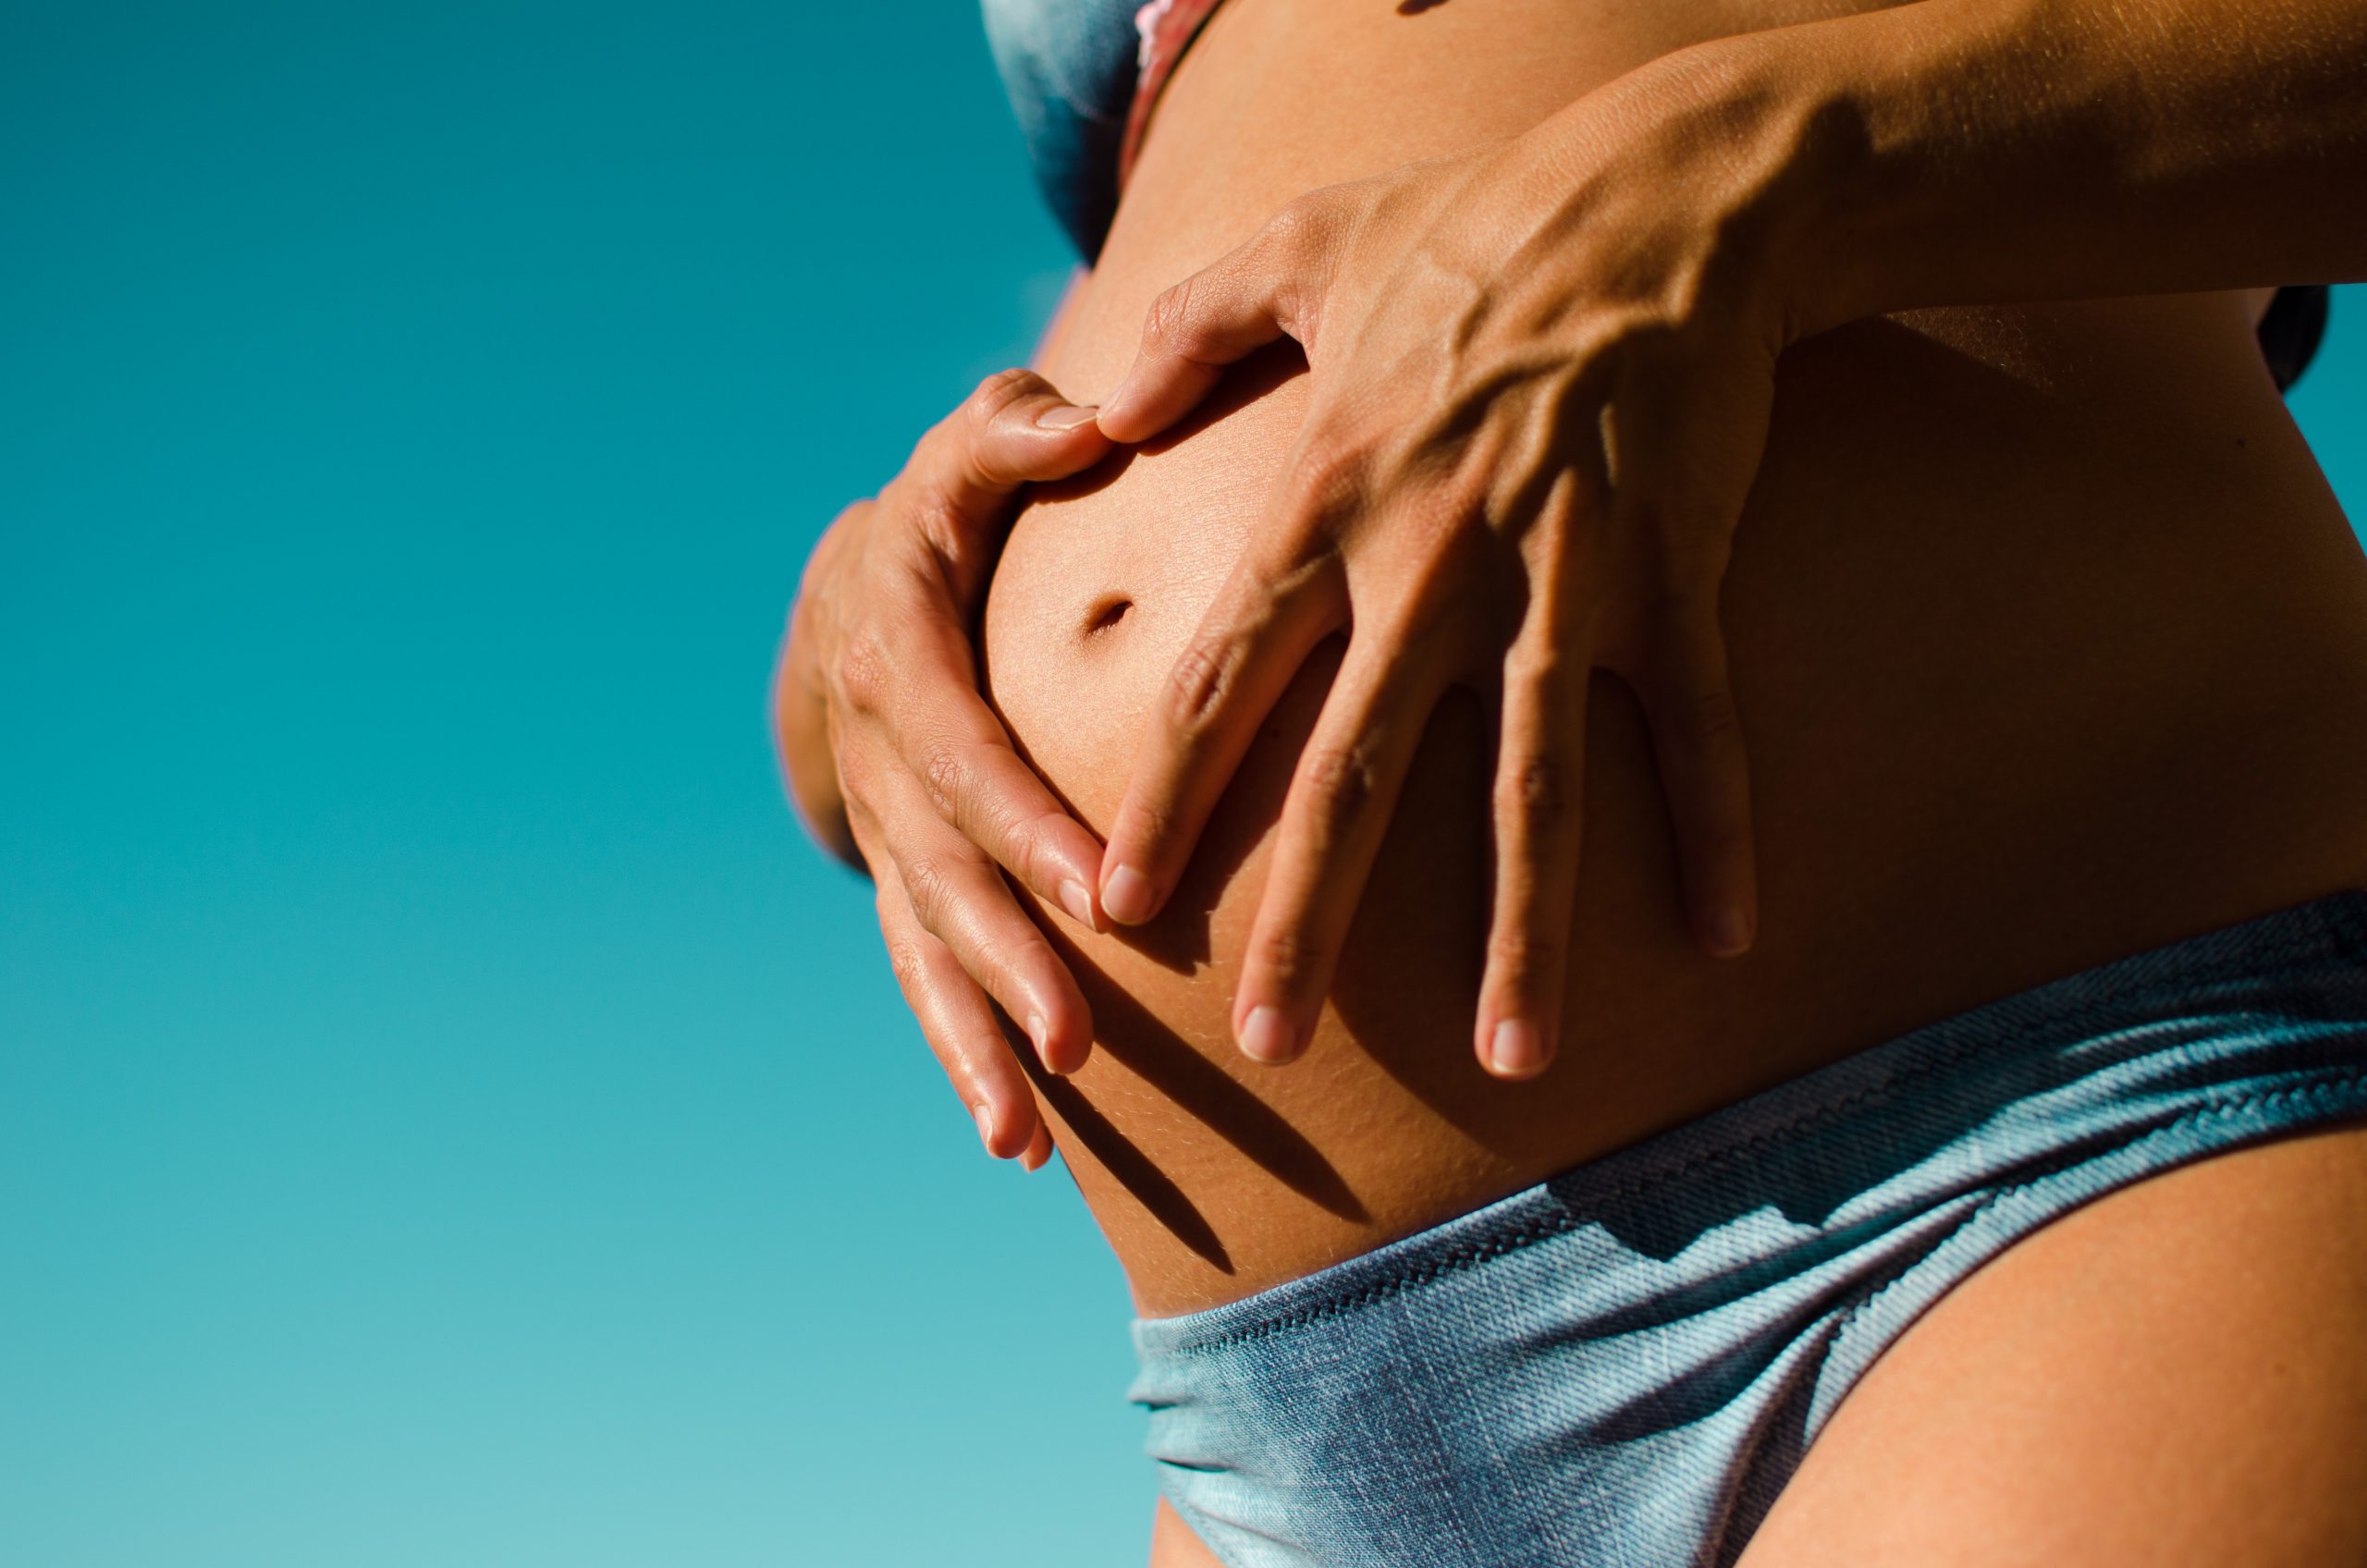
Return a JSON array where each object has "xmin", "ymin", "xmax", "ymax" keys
[{"xmin": 1690, "ymin": 0, "xmax": 2367, "ymax": 336}]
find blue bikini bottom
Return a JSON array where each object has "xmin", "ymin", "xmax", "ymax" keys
[{"xmin": 1130, "ymin": 889, "xmax": 2367, "ymax": 1568}]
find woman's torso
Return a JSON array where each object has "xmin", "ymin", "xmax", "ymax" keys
[{"xmin": 976, "ymin": 0, "xmax": 2367, "ymax": 1317}]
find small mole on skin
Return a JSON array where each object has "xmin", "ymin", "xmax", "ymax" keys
[
  {"xmin": 1397, "ymin": 0, "xmax": 1449, "ymax": 12},
  {"xmin": 1085, "ymin": 595, "xmax": 1134, "ymax": 635}
]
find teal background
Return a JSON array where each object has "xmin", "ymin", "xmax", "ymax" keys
[{"xmin": 1, "ymin": 4, "xmax": 2361, "ymax": 1565}]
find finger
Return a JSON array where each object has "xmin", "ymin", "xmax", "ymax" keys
[
  {"xmin": 1019, "ymin": 1118, "xmax": 1055, "ymax": 1173},
  {"xmin": 1098, "ymin": 198, "xmax": 1336, "ymax": 443},
  {"xmin": 1098, "ymin": 531, "xmax": 1349, "ymax": 927},
  {"xmin": 1594, "ymin": 351, "xmax": 1763, "ymax": 957},
  {"xmin": 897, "ymin": 368, "xmax": 1116, "ymax": 550},
  {"xmin": 1636, "ymin": 602, "xmax": 1758, "ymax": 958},
  {"xmin": 1473, "ymin": 585, "xmax": 1594, "ymax": 1082},
  {"xmin": 1231, "ymin": 620, "xmax": 1455, "ymax": 1065},
  {"xmin": 877, "ymin": 769, "xmax": 1097, "ymax": 1074},
  {"xmin": 870, "ymin": 851, "xmax": 1043, "ymax": 1161},
  {"xmin": 893, "ymin": 611, "xmax": 1108, "ymax": 931}
]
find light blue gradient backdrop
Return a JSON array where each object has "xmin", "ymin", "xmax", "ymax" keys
[{"xmin": 2, "ymin": 5, "xmax": 2361, "ymax": 1565}]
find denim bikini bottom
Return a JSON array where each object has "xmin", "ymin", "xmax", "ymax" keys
[{"xmin": 1129, "ymin": 889, "xmax": 2367, "ymax": 1568}]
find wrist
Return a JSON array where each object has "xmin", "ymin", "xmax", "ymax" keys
[
  {"xmin": 1648, "ymin": 0, "xmax": 2041, "ymax": 343},
  {"xmin": 1541, "ymin": 22, "xmax": 1893, "ymax": 350}
]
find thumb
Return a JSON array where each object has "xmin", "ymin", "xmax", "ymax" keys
[
  {"xmin": 899, "ymin": 368, "xmax": 1114, "ymax": 538},
  {"xmin": 1096, "ymin": 196, "xmax": 1335, "ymax": 443}
]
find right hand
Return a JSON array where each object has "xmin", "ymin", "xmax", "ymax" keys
[{"xmin": 776, "ymin": 369, "xmax": 1114, "ymax": 1168}]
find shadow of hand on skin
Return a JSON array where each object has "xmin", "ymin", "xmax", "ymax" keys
[{"xmin": 1020, "ymin": 929, "xmax": 1372, "ymax": 1276}]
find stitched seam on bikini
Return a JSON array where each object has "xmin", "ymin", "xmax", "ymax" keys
[
  {"xmin": 1502, "ymin": 924, "xmax": 2356, "ymax": 1243},
  {"xmin": 1152, "ymin": 1067, "xmax": 2367, "ymax": 1355},
  {"xmin": 1575, "ymin": 942, "xmax": 2361, "ymax": 1210},
  {"xmin": 1608, "ymin": 904, "xmax": 2364, "ymax": 1206},
  {"xmin": 1823, "ymin": 1070, "xmax": 2367, "ymax": 1344},
  {"xmin": 1586, "ymin": 1003, "xmax": 2342, "ymax": 1207},
  {"xmin": 1132, "ymin": 909, "xmax": 2361, "ymax": 1350}
]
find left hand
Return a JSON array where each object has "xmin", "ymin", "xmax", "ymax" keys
[{"xmin": 1089, "ymin": 58, "xmax": 1826, "ymax": 1080}]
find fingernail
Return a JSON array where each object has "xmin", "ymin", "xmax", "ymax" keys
[
  {"xmin": 1024, "ymin": 1011, "xmax": 1055, "ymax": 1069},
  {"xmin": 1489, "ymin": 1018, "xmax": 1546, "ymax": 1078},
  {"xmin": 974, "ymin": 1104, "xmax": 998, "ymax": 1155},
  {"xmin": 1036, "ymin": 403, "xmax": 1100, "ymax": 431},
  {"xmin": 1238, "ymin": 1005, "xmax": 1297, "ymax": 1064},
  {"xmin": 1057, "ymin": 877, "xmax": 1097, "ymax": 929},
  {"xmin": 1102, "ymin": 864, "xmax": 1156, "ymax": 925},
  {"xmin": 1021, "ymin": 1140, "xmax": 1050, "ymax": 1173},
  {"xmin": 1709, "ymin": 908, "xmax": 1754, "ymax": 957}
]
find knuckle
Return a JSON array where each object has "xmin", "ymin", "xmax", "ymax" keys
[
  {"xmin": 963, "ymin": 367, "xmax": 1037, "ymax": 429},
  {"xmin": 1686, "ymin": 685, "xmax": 1741, "ymax": 744},
  {"xmin": 918, "ymin": 742, "xmax": 970, "ymax": 818},
  {"xmin": 975, "ymin": 929, "xmax": 1057, "ymax": 1009},
  {"xmin": 1141, "ymin": 277, "xmax": 1200, "ymax": 356},
  {"xmin": 1249, "ymin": 925, "xmax": 1318, "ymax": 989},
  {"xmin": 831, "ymin": 739, "xmax": 876, "ymax": 802},
  {"xmin": 1262, "ymin": 195, "xmax": 1324, "ymax": 256},
  {"xmin": 1592, "ymin": 304, "xmax": 1679, "ymax": 361},
  {"xmin": 1005, "ymin": 806, "xmax": 1069, "ymax": 886},
  {"xmin": 1302, "ymin": 743, "xmax": 1380, "ymax": 833},
  {"xmin": 900, "ymin": 475, "xmax": 972, "ymax": 554},
  {"xmin": 1290, "ymin": 430, "xmax": 1354, "ymax": 496},
  {"xmin": 899, "ymin": 855, "xmax": 961, "ymax": 931},
  {"xmin": 1484, "ymin": 924, "xmax": 1552, "ymax": 981},
  {"xmin": 881, "ymin": 932, "xmax": 930, "ymax": 993},
  {"xmin": 1114, "ymin": 794, "xmax": 1179, "ymax": 855},
  {"xmin": 1163, "ymin": 638, "xmax": 1236, "ymax": 735},
  {"xmin": 1504, "ymin": 634, "xmax": 1581, "ymax": 692},
  {"xmin": 1285, "ymin": 443, "xmax": 1371, "ymax": 530},
  {"xmin": 1005, "ymin": 927, "xmax": 1061, "ymax": 983},
  {"xmin": 1497, "ymin": 753, "xmax": 1572, "ymax": 825},
  {"xmin": 834, "ymin": 630, "xmax": 893, "ymax": 715}
]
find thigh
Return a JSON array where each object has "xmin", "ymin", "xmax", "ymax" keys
[
  {"xmin": 1148, "ymin": 1499, "xmax": 1225, "ymax": 1568},
  {"xmin": 1739, "ymin": 1124, "xmax": 2367, "ymax": 1568}
]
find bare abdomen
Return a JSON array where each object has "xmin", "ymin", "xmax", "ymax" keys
[{"xmin": 977, "ymin": 0, "xmax": 2367, "ymax": 1315}]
